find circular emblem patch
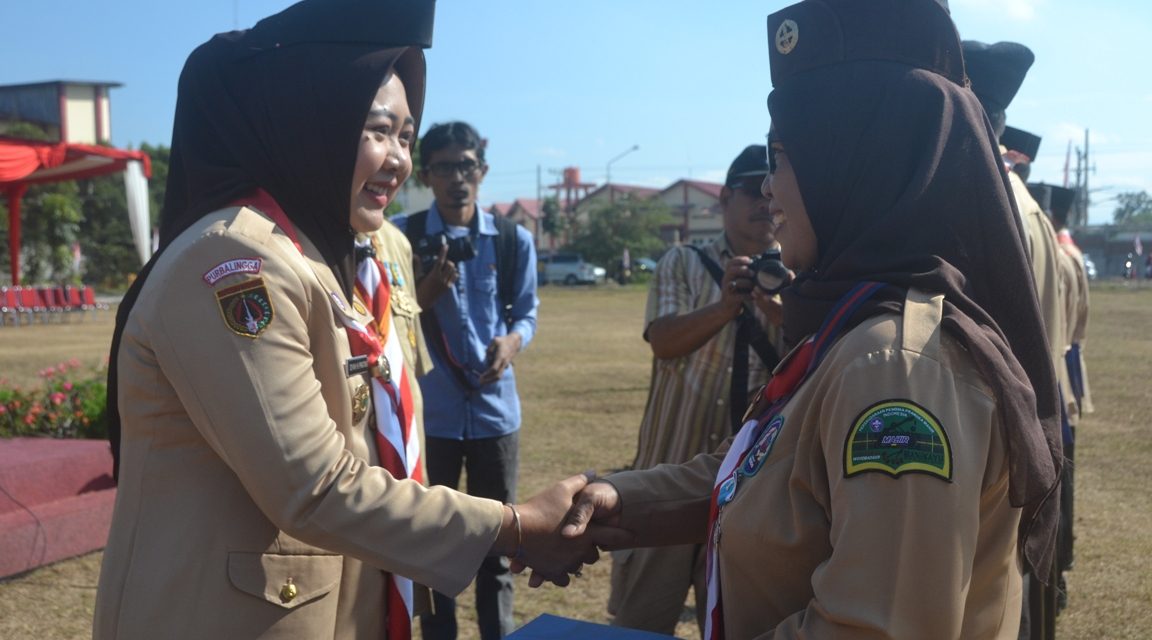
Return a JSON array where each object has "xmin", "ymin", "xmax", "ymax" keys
[{"xmin": 775, "ymin": 19, "xmax": 799, "ymax": 55}]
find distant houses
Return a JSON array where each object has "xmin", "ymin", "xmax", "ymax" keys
[{"xmin": 394, "ymin": 177, "xmax": 729, "ymax": 256}]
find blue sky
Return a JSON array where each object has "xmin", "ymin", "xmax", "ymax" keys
[{"xmin": 4, "ymin": 0, "xmax": 1149, "ymax": 224}]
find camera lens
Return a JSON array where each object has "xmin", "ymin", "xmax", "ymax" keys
[{"xmin": 751, "ymin": 250, "xmax": 793, "ymax": 295}]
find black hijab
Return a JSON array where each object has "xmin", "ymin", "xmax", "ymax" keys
[
  {"xmin": 767, "ymin": 0, "xmax": 1062, "ymax": 579},
  {"xmin": 107, "ymin": 0, "xmax": 435, "ymax": 478}
]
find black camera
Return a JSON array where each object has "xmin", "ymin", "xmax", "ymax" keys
[
  {"xmin": 748, "ymin": 248, "xmax": 793, "ymax": 295},
  {"xmin": 413, "ymin": 232, "xmax": 476, "ymax": 267}
]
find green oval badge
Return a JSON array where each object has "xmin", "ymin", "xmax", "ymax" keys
[{"xmin": 844, "ymin": 399, "xmax": 952, "ymax": 481}]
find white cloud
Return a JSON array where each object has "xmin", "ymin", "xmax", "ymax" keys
[{"xmin": 954, "ymin": 0, "xmax": 1045, "ymax": 21}]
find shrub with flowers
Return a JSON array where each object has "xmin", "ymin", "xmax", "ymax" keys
[{"xmin": 0, "ymin": 359, "xmax": 108, "ymax": 439}]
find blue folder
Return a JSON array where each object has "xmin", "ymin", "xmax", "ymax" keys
[{"xmin": 508, "ymin": 614, "xmax": 677, "ymax": 639}]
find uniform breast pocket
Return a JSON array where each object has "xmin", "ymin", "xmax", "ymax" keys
[{"xmin": 227, "ymin": 552, "xmax": 344, "ymax": 610}]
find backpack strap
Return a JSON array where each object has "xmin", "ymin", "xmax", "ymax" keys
[
  {"xmin": 401, "ymin": 209, "xmax": 429, "ymax": 250},
  {"xmin": 685, "ymin": 244, "xmax": 725, "ymax": 287},
  {"xmin": 491, "ymin": 214, "xmax": 520, "ymax": 328}
]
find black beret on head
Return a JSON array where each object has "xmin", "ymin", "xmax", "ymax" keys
[
  {"xmin": 962, "ymin": 40, "xmax": 1034, "ymax": 113},
  {"xmin": 1028, "ymin": 182, "xmax": 1077, "ymax": 225},
  {"xmin": 1049, "ymin": 185, "xmax": 1076, "ymax": 220},
  {"xmin": 1001, "ymin": 126, "xmax": 1042, "ymax": 161},
  {"xmin": 767, "ymin": 0, "xmax": 965, "ymax": 89},
  {"xmin": 244, "ymin": 0, "xmax": 435, "ymax": 50},
  {"xmin": 1027, "ymin": 183, "xmax": 1052, "ymax": 212},
  {"xmin": 726, "ymin": 144, "xmax": 770, "ymax": 187}
]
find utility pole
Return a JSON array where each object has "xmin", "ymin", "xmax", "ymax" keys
[
  {"xmin": 606, "ymin": 144, "xmax": 639, "ymax": 205},
  {"xmin": 1081, "ymin": 129, "xmax": 1091, "ymax": 228}
]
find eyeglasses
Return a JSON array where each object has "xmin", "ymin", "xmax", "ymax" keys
[
  {"xmin": 764, "ymin": 132, "xmax": 779, "ymax": 174},
  {"xmin": 426, "ymin": 159, "xmax": 482, "ymax": 178}
]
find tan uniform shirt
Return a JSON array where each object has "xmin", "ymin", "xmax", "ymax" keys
[
  {"xmin": 609, "ymin": 289, "xmax": 1022, "ymax": 639},
  {"xmin": 94, "ymin": 206, "xmax": 503, "ymax": 640},
  {"xmin": 1009, "ymin": 172, "xmax": 1071, "ymax": 411},
  {"xmin": 1058, "ymin": 239, "xmax": 1093, "ymax": 414}
]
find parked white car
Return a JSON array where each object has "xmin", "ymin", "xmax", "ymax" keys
[{"xmin": 540, "ymin": 252, "xmax": 607, "ymax": 285}]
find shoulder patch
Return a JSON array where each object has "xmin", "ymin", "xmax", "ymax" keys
[
  {"xmin": 844, "ymin": 399, "xmax": 952, "ymax": 482},
  {"xmin": 202, "ymin": 257, "xmax": 262, "ymax": 285},
  {"xmin": 216, "ymin": 278, "xmax": 274, "ymax": 338}
]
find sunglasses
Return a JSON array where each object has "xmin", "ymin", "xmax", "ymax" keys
[
  {"xmin": 729, "ymin": 178, "xmax": 767, "ymax": 199},
  {"xmin": 426, "ymin": 159, "xmax": 482, "ymax": 178}
]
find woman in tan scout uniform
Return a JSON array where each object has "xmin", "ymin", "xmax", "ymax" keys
[
  {"xmin": 95, "ymin": 2, "xmax": 600, "ymax": 638},
  {"xmin": 563, "ymin": 1, "xmax": 1064, "ymax": 638}
]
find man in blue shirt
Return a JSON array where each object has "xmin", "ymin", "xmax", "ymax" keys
[{"xmin": 397, "ymin": 121, "xmax": 539, "ymax": 640}]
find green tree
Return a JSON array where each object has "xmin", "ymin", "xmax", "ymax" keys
[
  {"xmin": 18, "ymin": 182, "xmax": 84, "ymax": 284},
  {"xmin": 1113, "ymin": 191, "xmax": 1152, "ymax": 226},
  {"xmin": 77, "ymin": 175, "xmax": 139, "ymax": 288},
  {"xmin": 565, "ymin": 198, "xmax": 673, "ymax": 276},
  {"xmin": 540, "ymin": 196, "xmax": 565, "ymax": 238},
  {"xmin": 139, "ymin": 142, "xmax": 170, "ymax": 225}
]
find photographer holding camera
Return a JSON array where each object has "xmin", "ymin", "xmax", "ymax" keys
[
  {"xmin": 396, "ymin": 121, "xmax": 539, "ymax": 640},
  {"xmin": 609, "ymin": 144, "xmax": 786, "ymax": 637}
]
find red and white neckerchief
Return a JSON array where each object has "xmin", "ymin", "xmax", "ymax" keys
[
  {"xmin": 703, "ymin": 282, "xmax": 884, "ymax": 639},
  {"xmin": 350, "ymin": 237, "xmax": 421, "ymax": 640},
  {"xmin": 233, "ymin": 190, "xmax": 418, "ymax": 640}
]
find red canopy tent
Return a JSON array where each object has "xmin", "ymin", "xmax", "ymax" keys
[{"xmin": 0, "ymin": 136, "xmax": 152, "ymax": 285}]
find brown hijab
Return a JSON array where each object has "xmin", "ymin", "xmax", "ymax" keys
[
  {"xmin": 106, "ymin": 0, "xmax": 435, "ymax": 478},
  {"xmin": 767, "ymin": 0, "xmax": 1062, "ymax": 578}
]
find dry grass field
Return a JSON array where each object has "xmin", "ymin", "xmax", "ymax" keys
[{"xmin": 1, "ymin": 282, "xmax": 1150, "ymax": 639}]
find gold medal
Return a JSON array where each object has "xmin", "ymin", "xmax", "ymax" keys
[{"xmin": 351, "ymin": 383, "xmax": 370, "ymax": 423}]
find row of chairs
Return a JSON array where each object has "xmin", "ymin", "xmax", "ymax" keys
[{"xmin": 0, "ymin": 285, "xmax": 109, "ymax": 326}]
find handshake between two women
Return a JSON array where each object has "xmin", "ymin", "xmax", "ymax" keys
[{"xmin": 493, "ymin": 472, "xmax": 632, "ymax": 587}]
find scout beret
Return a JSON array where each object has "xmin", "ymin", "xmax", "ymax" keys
[
  {"xmin": 962, "ymin": 40, "xmax": 1034, "ymax": 113},
  {"xmin": 766, "ymin": 0, "xmax": 965, "ymax": 89},
  {"xmin": 726, "ymin": 144, "xmax": 771, "ymax": 187},
  {"xmin": 1049, "ymin": 185, "xmax": 1077, "ymax": 225},
  {"xmin": 1026, "ymin": 183, "xmax": 1052, "ymax": 212},
  {"xmin": 243, "ymin": 0, "xmax": 435, "ymax": 51},
  {"xmin": 1001, "ymin": 126, "xmax": 1042, "ymax": 161}
]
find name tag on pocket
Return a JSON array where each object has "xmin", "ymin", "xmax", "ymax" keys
[{"xmin": 345, "ymin": 355, "xmax": 370, "ymax": 377}]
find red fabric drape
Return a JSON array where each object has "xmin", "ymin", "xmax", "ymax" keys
[{"xmin": 1, "ymin": 137, "xmax": 152, "ymax": 285}]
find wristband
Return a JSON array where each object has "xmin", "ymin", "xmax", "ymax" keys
[{"xmin": 506, "ymin": 504, "xmax": 524, "ymax": 559}]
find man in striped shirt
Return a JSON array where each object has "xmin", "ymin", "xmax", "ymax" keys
[{"xmin": 609, "ymin": 145, "xmax": 784, "ymax": 636}]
